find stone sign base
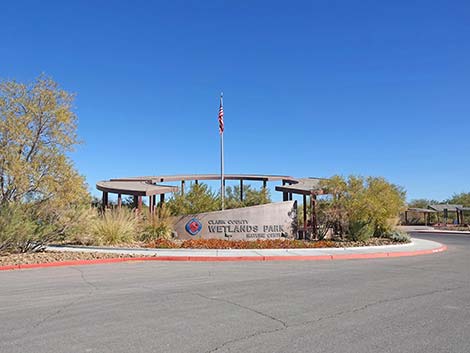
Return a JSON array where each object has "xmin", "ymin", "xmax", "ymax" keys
[{"xmin": 172, "ymin": 201, "xmax": 298, "ymax": 240}]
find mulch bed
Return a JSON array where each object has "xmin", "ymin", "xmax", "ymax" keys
[
  {"xmin": 0, "ymin": 251, "xmax": 150, "ymax": 267},
  {"xmin": 146, "ymin": 237, "xmax": 405, "ymax": 249},
  {"xmin": 1, "ymin": 238, "xmax": 408, "ymax": 267}
]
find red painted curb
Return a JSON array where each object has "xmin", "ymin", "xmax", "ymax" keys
[{"xmin": 0, "ymin": 245, "xmax": 447, "ymax": 271}]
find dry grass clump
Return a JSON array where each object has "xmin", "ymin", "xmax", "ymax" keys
[
  {"xmin": 139, "ymin": 206, "xmax": 173, "ymax": 242},
  {"xmin": 92, "ymin": 208, "xmax": 138, "ymax": 245}
]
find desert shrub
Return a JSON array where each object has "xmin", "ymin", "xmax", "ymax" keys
[
  {"xmin": 140, "ymin": 206, "xmax": 173, "ymax": 242},
  {"xmin": 348, "ymin": 220, "xmax": 374, "ymax": 242},
  {"xmin": 92, "ymin": 208, "xmax": 138, "ymax": 245},
  {"xmin": 61, "ymin": 207, "xmax": 99, "ymax": 245},
  {"xmin": 382, "ymin": 230, "xmax": 411, "ymax": 243},
  {"xmin": 0, "ymin": 203, "xmax": 58, "ymax": 254}
]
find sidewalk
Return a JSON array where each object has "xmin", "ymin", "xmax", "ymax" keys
[
  {"xmin": 399, "ymin": 225, "xmax": 470, "ymax": 235},
  {"xmin": 46, "ymin": 238, "xmax": 446, "ymax": 261}
]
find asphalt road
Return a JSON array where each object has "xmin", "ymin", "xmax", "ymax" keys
[{"xmin": 1, "ymin": 233, "xmax": 469, "ymax": 353}]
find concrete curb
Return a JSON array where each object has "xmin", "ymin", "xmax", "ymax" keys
[
  {"xmin": 411, "ymin": 230, "xmax": 470, "ymax": 235},
  {"xmin": 0, "ymin": 244, "xmax": 447, "ymax": 271}
]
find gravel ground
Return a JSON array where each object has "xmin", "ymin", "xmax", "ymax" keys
[{"xmin": 0, "ymin": 251, "xmax": 149, "ymax": 266}]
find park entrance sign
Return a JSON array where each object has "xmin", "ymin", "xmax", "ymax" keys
[
  {"xmin": 97, "ymin": 174, "xmax": 326, "ymax": 239},
  {"xmin": 172, "ymin": 201, "xmax": 298, "ymax": 240}
]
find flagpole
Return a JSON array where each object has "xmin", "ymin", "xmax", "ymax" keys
[{"xmin": 220, "ymin": 92, "xmax": 225, "ymax": 210}]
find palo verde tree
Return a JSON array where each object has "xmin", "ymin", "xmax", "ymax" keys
[
  {"xmin": 320, "ymin": 175, "xmax": 406, "ymax": 240},
  {"xmin": 0, "ymin": 75, "xmax": 89, "ymax": 209}
]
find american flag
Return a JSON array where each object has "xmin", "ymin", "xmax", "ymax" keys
[{"xmin": 218, "ymin": 94, "xmax": 224, "ymax": 134}]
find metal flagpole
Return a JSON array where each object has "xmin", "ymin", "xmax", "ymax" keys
[{"xmin": 220, "ymin": 92, "xmax": 225, "ymax": 210}]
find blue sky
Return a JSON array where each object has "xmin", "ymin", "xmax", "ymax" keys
[{"xmin": 1, "ymin": 0, "xmax": 469, "ymax": 202}]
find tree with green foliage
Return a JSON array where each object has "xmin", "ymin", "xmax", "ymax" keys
[
  {"xmin": 225, "ymin": 184, "xmax": 271, "ymax": 209},
  {"xmin": 167, "ymin": 183, "xmax": 220, "ymax": 215},
  {"xmin": 407, "ymin": 199, "xmax": 438, "ymax": 209},
  {"xmin": 0, "ymin": 75, "xmax": 90, "ymax": 253},
  {"xmin": 0, "ymin": 75, "xmax": 90, "ymax": 209},
  {"xmin": 406, "ymin": 198, "xmax": 439, "ymax": 224},
  {"xmin": 446, "ymin": 192, "xmax": 470, "ymax": 207},
  {"xmin": 320, "ymin": 175, "xmax": 406, "ymax": 241}
]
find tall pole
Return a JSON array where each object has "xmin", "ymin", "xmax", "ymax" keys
[{"xmin": 219, "ymin": 92, "xmax": 225, "ymax": 210}]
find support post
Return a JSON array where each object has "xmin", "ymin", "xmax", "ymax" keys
[
  {"xmin": 160, "ymin": 193, "xmax": 165, "ymax": 207},
  {"xmin": 262, "ymin": 180, "xmax": 267, "ymax": 190},
  {"xmin": 137, "ymin": 196, "xmax": 142, "ymax": 212},
  {"xmin": 404, "ymin": 211, "xmax": 408, "ymax": 225},
  {"xmin": 310, "ymin": 194, "xmax": 318, "ymax": 240},
  {"xmin": 133, "ymin": 195, "xmax": 138, "ymax": 209},
  {"xmin": 117, "ymin": 194, "xmax": 122, "ymax": 209},
  {"xmin": 240, "ymin": 179, "xmax": 244, "ymax": 202},
  {"xmin": 181, "ymin": 180, "xmax": 185, "ymax": 196},
  {"xmin": 149, "ymin": 195, "xmax": 154, "ymax": 215},
  {"xmin": 283, "ymin": 192, "xmax": 288, "ymax": 201},
  {"xmin": 303, "ymin": 194, "xmax": 307, "ymax": 239},
  {"xmin": 102, "ymin": 191, "xmax": 108, "ymax": 211}
]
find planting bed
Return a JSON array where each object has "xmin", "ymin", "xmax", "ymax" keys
[
  {"xmin": 0, "ymin": 251, "xmax": 151, "ymax": 267},
  {"xmin": 145, "ymin": 237, "xmax": 407, "ymax": 249}
]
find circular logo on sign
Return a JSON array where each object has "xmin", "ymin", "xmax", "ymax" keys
[{"xmin": 185, "ymin": 218, "xmax": 202, "ymax": 236}]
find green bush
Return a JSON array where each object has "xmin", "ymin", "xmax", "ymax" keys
[
  {"xmin": 320, "ymin": 175, "xmax": 406, "ymax": 238},
  {"xmin": 62, "ymin": 207, "xmax": 99, "ymax": 245},
  {"xmin": 225, "ymin": 184, "xmax": 271, "ymax": 209},
  {"xmin": 0, "ymin": 203, "xmax": 57, "ymax": 254},
  {"xmin": 382, "ymin": 230, "xmax": 411, "ymax": 243},
  {"xmin": 92, "ymin": 208, "xmax": 138, "ymax": 245},
  {"xmin": 167, "ymin": 183, "xmax": 220, "ymax": 216},
  {"xmin": 348, "ymin": 220, "xmax": 374, "ymax": 242}
]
